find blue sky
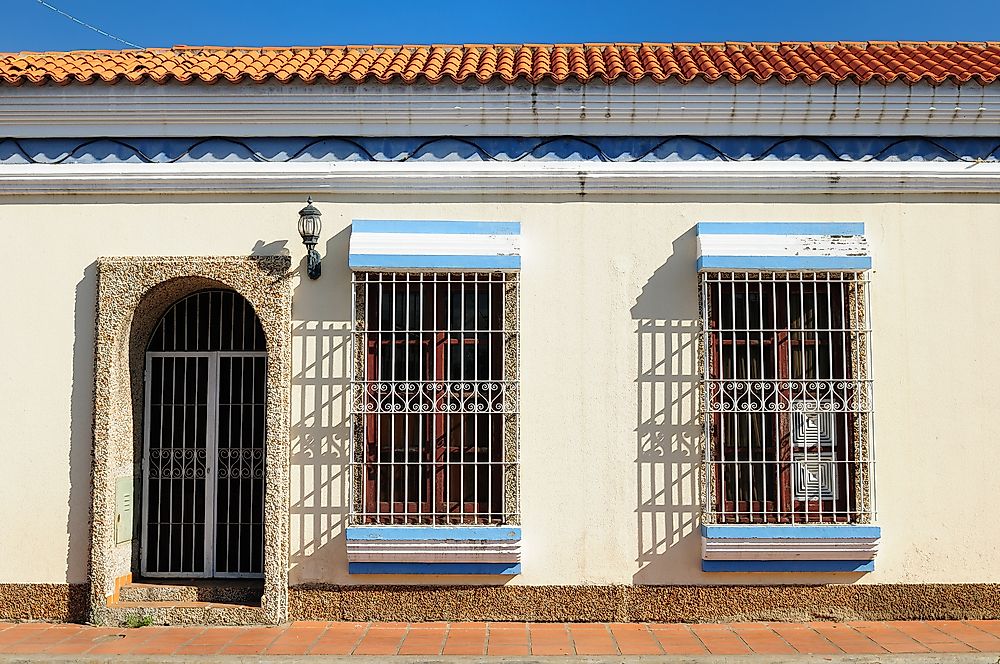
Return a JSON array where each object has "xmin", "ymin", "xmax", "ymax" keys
[{"xmin": 1, "ymin": 0, "xmax": 997, "ymax": 52}]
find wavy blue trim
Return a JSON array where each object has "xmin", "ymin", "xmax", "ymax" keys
[
  {"xmin": 4, "ymin": 136, "xmax": 1000, "ymax": 165},
  {"xmin": 697, "ymin": 222, "xmax": 865, "ymax": 236},
  {"xmin": 349, "ymin": 562, "xmax": 521, "ymax": 575},
  {"xmin": 349, "ymin": 255, "xmax": 521, "ymax": 270},
  {"xmin": 697, "ymin": 256, "xmax": 872, "ymax": 271},
  {"xmin": 702, "ymin": 560, "xmax": 875, "ymax": 573},
  {"xmin": 352, "ymin": 220, "xmax": 520, "ymax": 235},
  {"xmin": 346, "ymin": 526, "xmax": 521, "ymax": 541},
  {"xmin": 701, "ymin": 525, "xmax": 881, "ymax": 539}
]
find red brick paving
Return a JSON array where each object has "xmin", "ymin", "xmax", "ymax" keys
[{"xmin": 0, "ymin": 620, "xmax": 998, "ymax": 656}]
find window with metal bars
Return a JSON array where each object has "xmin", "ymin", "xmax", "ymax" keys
[
  {"xmin": 699, "ymin": 271, "xmax": 874, "ymax": 524},
  {"xmin": 351, "ymin": 272, "xmax": 519, "ymax": 525}
]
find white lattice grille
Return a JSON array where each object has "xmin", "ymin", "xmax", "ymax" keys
[
  {"xmin": 699, "ymin": 271, "xmax": 875, "ymax": 524},
  {"xmin": 351, "ymin": 271, "xmax": 520, "ymax": 525}
]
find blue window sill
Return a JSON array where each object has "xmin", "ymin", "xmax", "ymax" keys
[
  {"xmin": 346, "ymin": 526, "xmax": 522, "ymax": 575},
  {"xmin": 701, "ymin": 524, "xmax": 880, "ymax": 573}
]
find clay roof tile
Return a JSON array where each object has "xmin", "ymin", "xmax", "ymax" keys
[{"xmin": 3, "ymin": 42, "xmax": 999, "ymax": 87}]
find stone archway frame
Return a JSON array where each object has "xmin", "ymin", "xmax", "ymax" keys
[{"xmin": 91, "ymin": 256, "xmax": 293, "ymax": 626}]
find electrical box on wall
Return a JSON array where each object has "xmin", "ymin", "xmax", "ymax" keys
[{"xmin": 115, "ymin": 476, "xmax": 133, "ymax": 545}]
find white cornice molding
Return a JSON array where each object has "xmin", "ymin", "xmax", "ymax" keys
[
  {"xmin": 1, "ymin": 160, "xmax": 998, "ymax": 195},
  {"xmin": 0, "ymin": 79, "xmax": 997, "ymax": 138}
]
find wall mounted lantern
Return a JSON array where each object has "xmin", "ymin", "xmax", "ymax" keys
[{"xmin": 297, "ymin": 197, "xmax": 322, "ymax": 280}]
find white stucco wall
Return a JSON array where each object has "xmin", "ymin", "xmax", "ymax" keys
[{"xmin": 1, "ymin": 193, "xmax": 998, "ymax": 587}]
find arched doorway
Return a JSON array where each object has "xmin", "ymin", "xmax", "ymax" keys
[{"xmin": 142, "ymin": 289, "xmax": 267, "ymax": 578}]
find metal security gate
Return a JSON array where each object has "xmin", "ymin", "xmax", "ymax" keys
[{"xmin": 141, "ymin": 290, "xmax": 266, "ymax": 578}]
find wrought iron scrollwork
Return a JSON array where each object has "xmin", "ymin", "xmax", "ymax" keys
[
  {"xmin": 217, "ymin": 448, "xmax": 266, "ymax": 480},
  {"xmin": 148, "ymin": 448, "xmax": 207, "ymax": 480},
  {"xmin": 353, "ymin": 380, "xmax": 518, "ymax": 414}
]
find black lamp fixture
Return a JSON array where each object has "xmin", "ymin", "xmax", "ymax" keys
[{"xmin": 297, "ymin": 197, "xmax": 322, "ymax": 280}]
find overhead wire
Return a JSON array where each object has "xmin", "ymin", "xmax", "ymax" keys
[{"xmin": 34, "ymin": 0, "xmax": 143, "ymax": 49}]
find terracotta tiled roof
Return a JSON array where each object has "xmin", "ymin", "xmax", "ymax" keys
[{"xmin": 2, "ymin": 42, "xmax": 1000, "ymax": 86}]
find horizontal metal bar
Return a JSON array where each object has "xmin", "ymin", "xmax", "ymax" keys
[{"xmin": 347, "ymin": 526, "xmax": 521, "ymax": 541}]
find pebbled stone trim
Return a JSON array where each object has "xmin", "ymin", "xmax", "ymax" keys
[
  {"xmin": 91, "ymin": 256, "xmax": 293, "ymax": 627},
  {"xmin": 289, "ymin": 583, "xmax": 1000, "ymax": 623}
]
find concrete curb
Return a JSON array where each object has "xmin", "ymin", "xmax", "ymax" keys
[{"xmin": 1, "ymin": 655, "xmax": 999, "ymax": 664}]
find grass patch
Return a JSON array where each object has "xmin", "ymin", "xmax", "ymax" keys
[{"xmin": 123, "ymin": 615, "xmax": 153, "ymax": 628}]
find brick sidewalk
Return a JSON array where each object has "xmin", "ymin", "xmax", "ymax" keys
[{"xmin": 1, "ymin": 620, "xmax": 1000, "ymax": 657}]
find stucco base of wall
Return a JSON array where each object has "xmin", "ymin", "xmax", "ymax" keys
[
  {"xmin": 0, "ymin": 584, "xmax": 89, "ymax": 622},
  {"xmin": 289, "ymin": 584, "xmax": 1000, "ymax": 622}
]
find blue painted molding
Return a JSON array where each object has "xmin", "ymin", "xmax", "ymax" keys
[
  {"xmin": 349, "ymin": 255, "xmax": 521, "ymax": 270},
  {"xmin": 696, "ymin": 256, "xmax": 873, "ymax": 271},
  {"xmin": 349, "ymin": 562, "xmax": 522, "ymax": 575},
  {"xmin": 353, "ymin": 220, "xmax": 520, "ymax": 235},
  {"xmin": 346, "ymin": 526, "xmax": 522, "ymax": 541},
  {"xmin": 5, "ymin": 136, "xmax": 1000, "ymax": 165},
  {"xmin": 701, "ymin": 525, "xmax": 881, "ymax": 539},
  {"xmin": 696, "ymin": 222, "xmax": 866, "ymax": 236},
  {"xmin": 702, "ymin": 560, "xmax": 875, "ymax": 573}
]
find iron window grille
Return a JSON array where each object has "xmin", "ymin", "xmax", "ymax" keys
[
  {"xmin": 350, "ymin": 271, "xmax": 520, "ymax": 525},
  {"xmin": 699, "ymin": 271, "xmax": 875, "ymax": 524}
]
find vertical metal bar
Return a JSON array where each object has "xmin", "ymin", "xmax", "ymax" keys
[
  {"xmin": 180, "ymin": 355, "xmax": 189, "ymax": 572},
  {"xmin": 403, "ymin": 274, "xmax": 411, "ymax": 521},
  {"xmin": 743, "ymin": 275, "xmax": 752, "ymax": 523},
  {"xmin": 417, "ymin": 274, "xmax": 424, "ymax": 523},
  {"xmin": 234, "ymin": 355, "xmax": 243, "ymax": 573},
  {"xmin": 432, "ymin": 274, "xmax": 440, "ymax": 525},
  {"xmin": 487, "ymin": 275, "xmax": 493, "ymax": 521},
  {"xmin": 246, "ymin": 355, "xmax": 254, "ymax": 573},
  {"xmin": 446, "ymin": 273, "xmax": 453, "ymax": 523},
  {"xmin": 140, "ymin": 355, "xmax": 154, "ymax": 576},
  {"xmin": 204, "ymin": 352, "xmax": 219, "ymax": 577},
  {"xmin": 757, "ymin": 272, "xmax": 766, "ymax": 523},
  {"xmin": 375, "ymin": 273, "xmax": 383, "ymax": 524},
  {"xmin": 167, "ymin": 355, "xmax": 176, "ymax": 572},
  {"xmin": 229, "ymin": 291, "xmax": 236, "ymax": 352},
  {"xmin": 157, "ymin": 355, "xmax": 166, "ymax": 572},
  {"xmin": 394, "ymin": 273, "xmax": 402, "ymax": 522},
  {"xmin": 472, "ymin": 275, "xmax": 479, "ymax": 523},
  {"xmin": 190, "ymin": 352, "xmax": 201, "ymax": 564},
  {"xmin": 729, "ymin": 272, "xmax": 743, "ymax": 522},
  {"xmin": 772, "ymin": 272, "xmax": 780, "ymax": 521}
]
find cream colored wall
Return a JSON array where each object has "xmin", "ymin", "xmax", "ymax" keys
[{"xmin": 1, "ymin": 194, "xmax": 998, "ymax": 586}]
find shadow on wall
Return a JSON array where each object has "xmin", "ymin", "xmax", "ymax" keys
[
  {"xmin": 288, "ymin": 226, "xmax": 353, "ymax": 584},
  {"xmin": 67, "ymin": 263, "xmax": 97, "ymax": 591},
  {"xmin": 631, "ymin": 227, "xmax": 704, "ymax": 584}
]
